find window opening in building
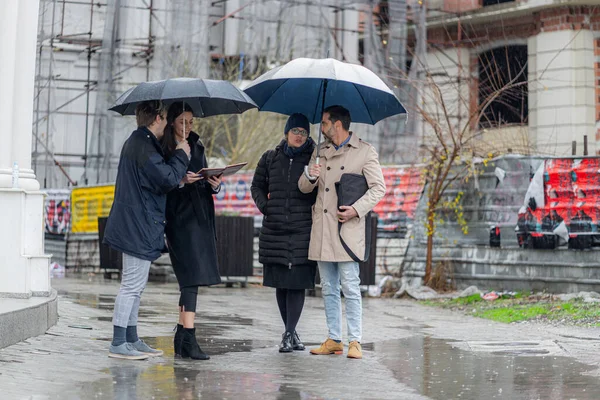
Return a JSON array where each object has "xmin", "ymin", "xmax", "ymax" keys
[{"xmin": 478, "ymin": 45, "xmax": 528, "ymax": 128}]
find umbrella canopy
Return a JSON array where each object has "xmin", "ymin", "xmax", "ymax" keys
[
  {"xmin": 243, "ymin": 58, "xmax": 406, "ymax": 125},
  {"xmin": 109, "ymin": 78, "xmax": 258, "ymax": 117}
]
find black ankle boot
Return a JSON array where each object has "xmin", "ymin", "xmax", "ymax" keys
[
  {"xmin": 181, "ymin": 328, "xmax": 210, "ymax": 360},
  {"xmin": 292, "ymin": 331, "xmax": 305, "ymax": 351},
  {"xmin": 279, "ymin": 332, "xmax": 293, "ymax": 353},
  {"xmin": 174, "ymin": 324, "xmax": 184, "ymax": 357}
]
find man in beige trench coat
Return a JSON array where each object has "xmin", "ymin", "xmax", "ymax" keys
[{"xmin": 298, "ymin": 105, "xmax": 386, "ymax": 359}]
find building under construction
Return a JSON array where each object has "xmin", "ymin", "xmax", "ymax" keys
[
  {"xmin": 34, "ymin": 0, "xmax": 397, "ymax": 189},
  {"xmin": 35, "ymin": 0, "xmax": 600, "ymax": 189},
  {"xmin": 34, "ymin": 0, "xmax": 600, "ymax": 284}
]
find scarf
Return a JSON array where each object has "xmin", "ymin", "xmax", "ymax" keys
[{"xmin": 283, "ymin": 139, "xmax": 312, "ymax": 159}]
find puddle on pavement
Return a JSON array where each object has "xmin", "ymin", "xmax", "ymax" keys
[
  {"xmin": 199, "ymin": 314, "xmax": 254, "ymax": 326},
  {"xmin": 73, "ymin": 365, "xmax": 323, "ymax": 400},
  {"xmin": 382, "ymin": 312, "xmax": 433, "ymax": 332},
  {"xmin": 85, "ymin": 314, "xmax": 250, "ymax": 331},
  {"xmin": 87, "ymin": 316, "xmax": 113, "ymax": 323},
  {"xmin": 141, "ymin": 336, "xmax": 273, "ymax": 357},
  {"xmin": 66, "ymin": 312, "xmax": 317, "ymax": 400},
  {"xmin": 475, "ymin": 342, "xmax": 541, "ymax": 347},
  {"xmin": 61, "ymin": 291, "xmax": 251, "ymax": 327},
  {"xmin": 60, "ymin": 291, "xmax": 162, "ymax": 320},
  {"xmin": 558, "ymin": 334, "xmax": 600, "ymax": 341},
  {"xmin": 92, "ymin": 335, "xmax": 273, "ymax": 357},
  {"xmin": 377, "ymin": 336, "xmax": 600, "ymax": 400},
  {"xmin": 59, "ymin": 291, "xmax": 117, "ymax": 310},
  {"xmin": 387, "ymin": 324, "xmax": 430, "ymax": 332},
  {"xmin": 490, "ymin": 349, "xmax": 550, "ymax": 356},
  {"xmin": 90, "ymin": 311, "xmax": 266, "ymax": 357}
]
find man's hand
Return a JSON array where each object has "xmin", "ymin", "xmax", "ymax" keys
[
  {"xmin": 207, "ymin": 174, "xmax": 222, "ymax": 190},
  {"xmin": 180, "ymin": 171, "xmax": 202, "ymax": 186},
  {"xmin": 176, "ymin": 140, "xmax": 191, "ymax": 157},
  {"xmin": 309, "ymin": 163, "xmax": 321, "ymax": 180},
  {"xmin": 337, "ymin": 206, "xmax": 358, "ymax": 223}
]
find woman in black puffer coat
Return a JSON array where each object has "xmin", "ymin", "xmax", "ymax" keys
[{"xmin": 251, "ymin": 113, "xmax": 317, "ymax": 353}]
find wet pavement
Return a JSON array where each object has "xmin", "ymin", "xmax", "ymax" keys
[
  {"xmin": 2, "ymin": 275, "xmax": 600, "ymax": 399},
  {"xmin": 379, "ymin": 336, "xmax": 600, "ymax": 399}
]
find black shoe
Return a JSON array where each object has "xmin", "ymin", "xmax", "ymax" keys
[
  {"xmin": 292, "ymin": 331, "xmax": 305, "ymax": 351},
  {"xmin": 173, "ymin": 324, "xmax": 184, "ymax": 357},
  {"xmin": 181, "ymin": 328, "xmax": 210, "ymax": 360},
  {"xmin": 279, "ymin": 332, "xmax": 293, "ymax": 353}
]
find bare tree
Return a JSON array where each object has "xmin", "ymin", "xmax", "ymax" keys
[
  {"xmin": 400, "ymin": 38, "xmax": 529, "ymax": 287},
  {"xmin": 195, "ymin": 109, "xmax": 287, "ymax": 169},
  {"xmin": 193, "ymin": 56, "xmax": 288, "ymax": 169}
]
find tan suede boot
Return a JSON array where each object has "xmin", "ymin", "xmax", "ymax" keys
[
  {"xmin": 347, "ymin": 341, "xmax": 362, "ymax": 359},
  {"xmin": 309, "ymin": 338, "xmax": 344, "ymax": 355}
]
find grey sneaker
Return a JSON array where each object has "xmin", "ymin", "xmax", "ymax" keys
[
  {"xmin": 130, "ymin": 339, "xmax": 164, "ymax": 357},
  {"xmin": 108, "ymin": 343, "xmax": 149, "ymax": 360}
]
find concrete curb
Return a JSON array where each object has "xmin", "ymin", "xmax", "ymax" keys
[{"xmin": 0, "ymin": 289, "xmax": 58, "ymax": 349}]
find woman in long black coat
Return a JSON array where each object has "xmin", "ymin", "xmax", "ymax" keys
[
  {"xmin": 251, "ymin": 113, "xmax": 317, "ymax": 353},
  {"xmin": 161, "ymin": 102, "xmax": 221, "ymax": 361}
]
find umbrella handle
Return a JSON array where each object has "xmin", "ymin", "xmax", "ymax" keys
[
  {"xmin": 303, "ymin": 157, "xmax": 320, "ymax": 181},
  {"xmin": 304, "ymin": 79, "xmax": 326, "ymax": 181}
]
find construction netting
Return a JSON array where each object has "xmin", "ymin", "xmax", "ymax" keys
[{"xmin": 411, "ymin": 156, "xmax": 544, "ymax": 248}]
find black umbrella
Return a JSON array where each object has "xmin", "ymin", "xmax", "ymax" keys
[{"xmin": 109, "ymin": 77, "xmax": 258, "ymax": 117}]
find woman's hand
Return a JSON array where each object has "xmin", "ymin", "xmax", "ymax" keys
[
  {"xmin": 180, "ymin": 172, "xmax": 203, "ymax": 186},
  {"xmin": 207, "ymin": 174, "xmax": 222, "ymax": 190}
]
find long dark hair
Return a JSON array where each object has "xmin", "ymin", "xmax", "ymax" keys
[{"xmin": 161, "ymin": 102, "xmax": 194, "ymax": 157}]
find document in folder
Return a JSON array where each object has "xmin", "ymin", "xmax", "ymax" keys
[{"xmin": 197, "ymin": 162, "xmax": 248, "ymax": 178}]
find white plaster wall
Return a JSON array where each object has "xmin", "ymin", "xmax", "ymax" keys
[
  {"xmin": 474, "ymin": 125, "xmax": 533, "ymax": 156},
  {"xmin": 528, "ymin": 29, "xmax": 596, "ymax": 156},
  {"xmin": 421, "ymin": 48, "xmax": 471, "ymax": 146}
]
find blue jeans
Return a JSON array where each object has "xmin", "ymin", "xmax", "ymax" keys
[{"xmin": 318, "ymin": 261, "xmax": 362, "ymax": 343}]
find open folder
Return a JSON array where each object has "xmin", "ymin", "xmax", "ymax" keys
[{"xmin": 197, "ymin": 162, "xmax": 248, "ymax": 178}]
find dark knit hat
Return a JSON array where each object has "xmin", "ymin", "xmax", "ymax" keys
[{"xmin": 284, "ymin": 113, "xmax": 310, "ymax": 136}]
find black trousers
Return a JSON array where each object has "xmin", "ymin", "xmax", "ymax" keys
[{"xmin": 179, "ymin": 286, "xmax": 198, "ymax": 312}]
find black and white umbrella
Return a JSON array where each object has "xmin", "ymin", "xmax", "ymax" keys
[{"xmin": 244, "ymin": 57, "xmax": 406, "ymax": 179}]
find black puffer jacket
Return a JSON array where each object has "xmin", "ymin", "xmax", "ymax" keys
[{"xmin": 251, "ymin": 139, "xmax": 317, "ymax": 267}]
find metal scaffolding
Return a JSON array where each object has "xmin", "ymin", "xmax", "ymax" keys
[{"xmin": 34, "ymin": 0, "xmax": 406, "ymax": 188}]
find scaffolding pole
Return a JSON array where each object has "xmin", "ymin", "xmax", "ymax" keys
[
  {"xmin": 35, "ymin": 0, "xmax": 369, "ymax": 188},
  {"xmin": 43, "ymin": 0, "xmax": 58, "ymax": 188},
  {"xmin": 82, "ymin": 0, "xmax": 94, "ymax": 185},
  {"xmin": 34, "ymin": 0, "xmax": 156, "ymax": 187}
]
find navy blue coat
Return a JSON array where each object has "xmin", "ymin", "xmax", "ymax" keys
[{"xmin": 103, "ymin": 126, "xmax": 189, "ymax": 261}]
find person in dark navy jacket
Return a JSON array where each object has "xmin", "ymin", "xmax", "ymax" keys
[{"xmin": 103, "ymin": 100, "xmax": 191, "ymax": 360}]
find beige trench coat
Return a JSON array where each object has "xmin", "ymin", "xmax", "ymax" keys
[{"xmin": 298, "ymin": 133, "xmax": 386, "ymax": 262}]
